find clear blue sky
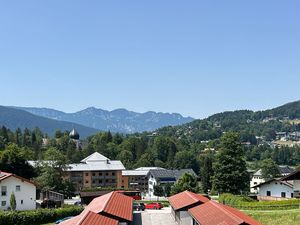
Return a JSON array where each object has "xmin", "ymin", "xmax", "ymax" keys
[{"xmin": 0, "ymin": 1, "xmax": 299, "ymax": 118}]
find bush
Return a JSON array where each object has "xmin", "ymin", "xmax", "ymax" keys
[
  {"xmin": 219, "ymin": 193, "xmax": 300, "ymax": 210},
  {"xmin": 0, "ymin": 206, "xmax": 83, "ymax": 225}
]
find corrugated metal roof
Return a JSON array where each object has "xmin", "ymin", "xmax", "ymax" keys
[
  {"xmin": 59, "ymin": 211, "xmax": 118, "ymax": 225},
  {"xmin": 122, "ymin": 170, "xmax": 149, "ymax": 176},
  {"xmin": 83, "ymin": 191, "xmax": 133, "ymax": 222},
  {"xmin": 67, "ymin": 160, "xmax": 125, "ymax": 171},
  {"xmin": 0, "ymin": 171, "xmax": 35, "ymax": 186},
  {"xmin": 61, "ymin": 191, "xmax": 133, "ymax": 225},
  {"xmin": 189, "ymin": 201, "xmax": 262, "ymax": 225},
  {"xmin": 168, "ymin": 190, "xmax": 209, "ymax": 211}
]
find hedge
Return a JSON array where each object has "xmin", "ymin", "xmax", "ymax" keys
[
  {"xmin": 219, "ymin": 193, "xmax": 300, "ymax": 210},
  {"xmin": 0, "ymin": 206, "xmax": 83, "ymax": 225}
]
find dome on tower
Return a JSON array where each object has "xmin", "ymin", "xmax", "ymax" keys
[{"xmin": 69, "ymin": 128, "xmax": 80, "ymax": 140}]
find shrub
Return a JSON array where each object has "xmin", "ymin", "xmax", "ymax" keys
[
  {"xmin": 0, "ymin": 206, "xmax": 83, "ymax": 225},
  {"xmin": 219, "ymin": 193, "xmax": 300, "ymax": 210}
]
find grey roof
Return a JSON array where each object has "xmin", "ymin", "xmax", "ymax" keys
[
  {"xmin": 135, "ymin": 167, "xmax": 166, "ymax": 171},
  {"xmin": 80, "ymin": 152, "xmax": 109, "ymax": 163},
  {"xmin": 279, "ymin": 166, "xmax": 295, "ymax": 175},
  {"xmin": 67, "ymin": 152, "xmax": 125, "ymax": 171},
  {"xmin": 149, "ymin": 169, "xmax": 196, "ymax": 180},
  {"xmin": 69, "ymin": 128, "xmax": 80, "ymax": 140},
  {"xmin": 67, "ymin": 160, "xmax": 125, "ymax": 171},
  {"xmin": 122, "ymin": 170, "xmax": 149, "ymax": 176},
  {"xmin": 253, "ymin": 166, "xmax": 295, "ymax": 177}
]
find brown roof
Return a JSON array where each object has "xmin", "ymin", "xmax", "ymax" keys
[
  {"xmin": 168, "ymin": 190, "xmax": 209, "ymax": 211},
  {"xmin": 83, "ymin": 191, "xmax": 133, "ymax": 222},
  {"xmin": 0, "ymin": 171, "xmax": 35, "ymax": 186},
  {"xmin": 60, "ymin": 211, "xmax": 118, "ymax": 225},
  {"xmin": 189, "ymin": 201, "xmax": 262, "ymax": 225},
  {"xmin": 281, "ymin": 169, "xmax": 300, "ymax": 181}
]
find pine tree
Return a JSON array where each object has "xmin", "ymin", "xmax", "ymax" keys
[{"xmin": 212, "ymin": 132, "xmax": 249, "ymax": 194}]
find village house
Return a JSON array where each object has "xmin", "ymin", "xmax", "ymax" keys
[
  {"xmin": 65, "ymin": 152, "xmax": 125, "ymax": 193},
  {"xmin": 281, "ymin": 169, "xmax": 300, "ymax": 198},
  {"xmin": 168, "ymin": 190, "xmax": 209, "ymax": 225},
  {"xmin": 250, "ymin": 166, "xmax": 294, "ymax": 193},
  {"xmin": 60, "ymin": 191, "xmax": 133, "ymax": 225},
  {"xmin": 253, "ymin": 179, "xmax": 294, "ymax": 200},
  {"xmin": 0, "ymin": 171, "xmax": 36, "ymax": 211}
]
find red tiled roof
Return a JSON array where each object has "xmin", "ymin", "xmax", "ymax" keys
[
  {"xmin": 83, "ymin": 191, "xmax": 133, "ymax": 222},
  {"xmin": 168, "ymin": 190, "xmax": 209, "ymax": 211},
  {"xmin": 0, "ymin": 171, "xmax": 35, "ymax": 186},
  {"xmin": 189, "ymin": 201, "xmax": 262, "ymax": 225},
  {"xmin": 60, "ymin": 211, "xmax": 118, "ymax": 225}
]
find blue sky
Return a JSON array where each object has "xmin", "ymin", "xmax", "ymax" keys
[{"xmin": 0, "ymin": 1, "xmax": 299, "ymax": 118}]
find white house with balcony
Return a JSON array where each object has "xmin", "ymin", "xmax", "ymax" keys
[{"xmin": 0, "ymin": 171, "xmax": 36, "ymax": 211}]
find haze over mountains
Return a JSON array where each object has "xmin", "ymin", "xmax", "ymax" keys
[{"xmin": 8, "ymin": 106, "xmax": 194, "ymax": 134}]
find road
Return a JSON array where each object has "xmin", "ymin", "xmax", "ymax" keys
[{"xmin": 133, "ymin": 207, "xmax": 176, "ymax": 225}]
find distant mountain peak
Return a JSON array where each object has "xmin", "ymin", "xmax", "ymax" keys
[{"xmin": 13, "ymin": 106, "xmax": 195, "ymax": 133}]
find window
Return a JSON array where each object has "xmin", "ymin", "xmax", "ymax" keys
[
  {"xmin": 267, "ymin": 191, "xmax": 271, "ymax": 196},
  {"xmin": 92, "ymin": 173, "xmax": 95, "ymax": 176},
  {"xmin": 1, "ymin": 201, "xmax": 6, "ymax": 207},
  {"xmin": 85, "ymin": 173, "xmax": 88, "ymax": 176},
  {"xmin": 291, "ymin": 193, "xmax": 294, "ymax": 198},
  {"xmin": 99, "ymin": 180, "xmax": 103, "ymax": 183},
  {"xmin": 99, "ymin": 173, "xmax": 102, "ymax": 176},
  {"xmin": 281, "ymin": 192, "xmax": 286, "ymax": 198},
  {"xmin": 16, "ymin": 185, "xmax": 21, "ymax": 192},
  {"xmin": 106, "ymin": 173, "xmax": 109, "ymax": 176},
  {"xmin": 106, "ymin": 179, "xmax": 109, "ymax": 183},
  {"xmin": 92, "ymin": 180, "xmax": 95, "ymax": 184},
  {"xmin": 1, "ymin": 186, "xmax": 7, "ymax": 196},
  {"xmin": 85, "ymin": 180, "xmax": 88, "ymax": 184},
  {"xmin": 21, "ymin": 200, "xmax": 23, "ymax": 205},
  {"xmin": 112, "ymin": 172, "xmax": 115, "ymax": 176}
]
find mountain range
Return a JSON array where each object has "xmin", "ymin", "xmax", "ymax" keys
[
  {"xmin": 0, "ymin": 106, "xmax": 98, "ymax": 138},
  {"xmin": 2, "ymin": 106, "xmax": 194, "ymax": 135}
]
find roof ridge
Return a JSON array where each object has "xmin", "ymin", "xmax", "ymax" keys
[
  {"xmin": 185, "ymin": 191, "xmax": 201, "ymax": 202},
  {"xmin": 210, "ymin": 201, "xmax": 245, "ymax": 224}
]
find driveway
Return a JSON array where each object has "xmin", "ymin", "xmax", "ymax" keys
[{"xmin": 133, "ymin": 207, "xmax": 176, "ymax": 225}]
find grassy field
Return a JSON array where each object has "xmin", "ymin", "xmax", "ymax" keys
[{"xmin": 245, "ymin": 209, "xmax": 300, "ymax": 225}]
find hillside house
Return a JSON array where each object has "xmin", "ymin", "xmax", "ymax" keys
[
  {"xmin": 253, "ymin": 179, "xmax": 294, "ymax": 201},
  {"xmin": 250, "ymin": 166, "xmax": 294, "ymax": 193},
  {"xmin": 0, "ymin": 171, "xmax": 36, "ymax": 211},
  {"xmin": 281, "ymin": 169, "xmax": 300, "ymax": 198}
]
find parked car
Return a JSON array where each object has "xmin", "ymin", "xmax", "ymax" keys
[
  {"xmin": 55, "ymin": 216, "xmax": 74, "ymax": 224},
  {"xmin": 133, "ymin": 202, "xmax": 145, "ymax": 211},
  {"xmin": 145, "ymin": 202, "xmax": 163, "ymax": 210},
  {"xmin": 74, "ymin": 200, "xmax": 83, "ymax": 206}
]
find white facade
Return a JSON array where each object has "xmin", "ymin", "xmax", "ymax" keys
[
  {"xmin": 258, "ymin": 180, "xmax": 293, "ymax": 199},
  {"xmin": 0, "ymin": 176, "xmax": 36, "ymax": 211},
  {"xmin": 147, "ymin": 176, "xmax": 157, "ymax": 197},
  {"xmin": 293, "ymin": 180, "xmax": 300, "ymax": 197},
  {"xmin": 250, "ymin": 175, "xmax": 264, "ymax": 193}
]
